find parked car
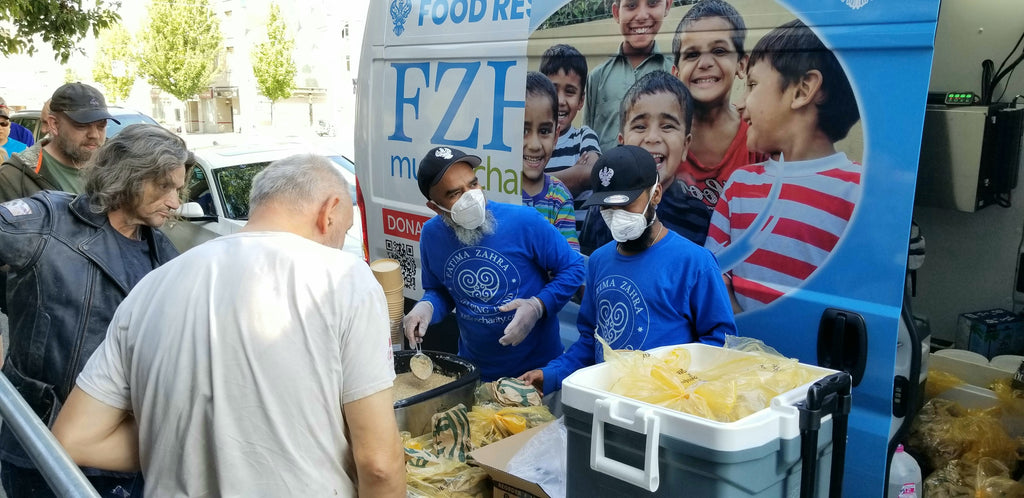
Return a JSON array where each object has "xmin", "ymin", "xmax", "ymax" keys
[
  {"xmin": 162, "ymin": 142, "xmax": 362, "ymax": 259},
  {"xmin": 10, "ymin": 106, "xmax": 160, "ymax": 142}
]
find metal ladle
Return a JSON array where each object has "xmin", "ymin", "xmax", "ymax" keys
[{"xmin": 410, "ymin": 342, "xmax": 433, "ymax": 380}]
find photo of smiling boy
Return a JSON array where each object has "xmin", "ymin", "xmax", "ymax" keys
[
  {"xmin": 583, "ymin": 0, "xmax": 676, "ymax": 154},
  {"xmin": 522, "ymin": 72, "xmax": 580, "ymax": 251},
  {"xmin": 539, "ymin": 44, "xmax": 601, "ymax": 197},
  {"xmin": 706, "ymin": 19, "xmax": 862, "ymax": 312},
  {"xmin": 671, "ymin": 0, "xmax": 765, "ymax": 223},
  {"xmin": 579, "ymin": 70, "xmax": 711, "ymax": 254}
]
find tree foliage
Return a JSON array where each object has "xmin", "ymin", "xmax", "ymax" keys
[
  {"xmin": 137, "ymin": 0, "xmax": 223, "ymax": 102},
  {"xmin": 251, "ymin": 3, "xmax": 297, "ymax": 120},
  {"xmin": 92, "ymin": 25, "xmax": 135, "ymax": 104},
  {"xmin": 0, "ymin": 0, "xmax": 120, "ymax": 63}
]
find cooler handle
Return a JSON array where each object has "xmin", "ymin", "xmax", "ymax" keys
[{"xmin": 590, "ymin": 398, "xmax": 661, "ymax": 492}]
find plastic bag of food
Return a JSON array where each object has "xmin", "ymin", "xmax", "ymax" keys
[
  {"xmin": 474, "ymin": 377, "xmax": 542, "ymax": 407},
  {"xmin": 406, "ymin": 454, "xmax": 490, "ymax": 498},
  {"xmin": 432, "ymin": 403, "xmax": 472, "ymax": 462},
  {"xmin": 923, "ymin": 457, "xmax": 1024, "ymax": 498},
  {"xmin": 468, "ymin": 404, "xmax": 555, "ymax": 449},
  {"xmin": 925, "ymin": 368, "xmax": 966, "ymax": 400},
  {"xmin": 909, "ymin": 398, "xmax": 1021, "ymax": 472},
  {"xmin": 599, "ymin": 335, "xmax": 822, "ymax": 422}
]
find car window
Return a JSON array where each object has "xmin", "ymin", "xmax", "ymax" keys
[
  {"xmin": 185, "ymin": 166, "xmax": 216, "ymax": 215},
  {"xmin": 105, "ymin": 114, "xmax": 160, "ymax": 138},
  {"xmin": 213, "ymin": 162, "xmax": 271, "ymax": 220}
]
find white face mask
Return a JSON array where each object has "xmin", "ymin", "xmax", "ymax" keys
[
  {"xmin": 437, "ymin": 188, "xmax": 487, "ymax": 230},
  {"xmin": 600, "ymin": 186, "xmax": 656, "ymax": 243}
]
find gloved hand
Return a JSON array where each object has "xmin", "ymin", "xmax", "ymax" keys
[
  {"xmin": 498, "ymin": 297, "xmax": 544, "ymax": 346},
  {"xmin": 403, "ymin": 301, "xmax": 434, "ymax": 347}
]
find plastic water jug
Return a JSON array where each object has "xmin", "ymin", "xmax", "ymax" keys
[{"xmin": 887, "ymin": 444, "xmax": 922, "ymax": 498}]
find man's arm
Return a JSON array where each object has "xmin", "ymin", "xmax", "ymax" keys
[
  {"xmin": 51, "ymin": 387, "xmax": 139, "ymax": 472},
  {"xmin": 343, "ymin": 389, "xmax": 405, "ymax": 497},
  {"xmin": 549, "ymin": 150, "xmax": 599, "ymax": 197}
]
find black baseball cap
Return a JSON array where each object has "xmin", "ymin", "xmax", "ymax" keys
[
  {"xmin": 49, "ymin": 83, "xmax": 120, "ymax": 124},
  {"xmin": 582, "ymin": 145, "xmax": 658, "ymax": 207},
  {"xmin": 418, "ymin": 146, "xmax": 482, "ymax": 199}
]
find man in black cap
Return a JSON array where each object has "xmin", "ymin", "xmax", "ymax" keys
[
  {"xmin": 0, "ymin": 83, "xmax": 119, "ymax": 201},
  {"xmin": 402, "ymin": 146, "xmax": 585, "ymax": 382},
  {"xmin": 519, "ymin": 145, "xmax": 736, "ymax": 395}
]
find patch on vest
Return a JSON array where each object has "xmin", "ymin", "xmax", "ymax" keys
[{"xmin": 0, "ymin": 199, "xmax": 32, "ymax": 216}]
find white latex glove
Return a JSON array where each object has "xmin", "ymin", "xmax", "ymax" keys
[
  {"xmin": 403, "ymin": 301, "xmax": 434, "ymax": 346},
  {"xmin": 498, "ymin": 297, "xmax": 544, "ymax": 346}
]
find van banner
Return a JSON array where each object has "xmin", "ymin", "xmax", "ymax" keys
[{"xmin": 361, "ymin": 0, "xmax": 942, "ymax": 493}]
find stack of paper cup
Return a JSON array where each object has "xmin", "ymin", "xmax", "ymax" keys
[{"xmin": 370, "ymin": 259, "xmax": 405, "ymax": 348}]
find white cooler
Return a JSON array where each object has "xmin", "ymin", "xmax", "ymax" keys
[{"xmin": 561, "ymin": 343, "xmax": 843, "ymax": 497}]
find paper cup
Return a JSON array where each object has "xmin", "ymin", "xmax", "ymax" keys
[{"xmin": 370, "ymin": 258, "xmax": 403, "ymax": 292}]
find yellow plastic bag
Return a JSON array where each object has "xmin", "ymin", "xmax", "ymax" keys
[
  {"xmin": 467, "ymin": 404, "xmax": 555, "ymax": 448},
  {"xmin": 600, "ymin": 335, "xmax": 822, "ymax": 422},
  {"xmin": 406, "ymin": 451, "xmax": 490, "ymax": 497},
  {"xmin": 909, "ymin": 398, "xmax": 1021, "ymax": 472},
  {"xmin": 925, "ymin": 368, "xmax": 966, "ymax": 400}
]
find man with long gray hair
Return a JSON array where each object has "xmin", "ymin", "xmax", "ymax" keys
[
  {"xmin": 0, "ymin": 123, "xmax": 187, "ymax": 497},
  {"xmin": 54, "ymin": 154, "xmax": 406, "ymax": 497}
]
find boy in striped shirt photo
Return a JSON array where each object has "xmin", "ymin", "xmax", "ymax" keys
[
  {"xmin": 539, "ymin": 43, "xmax": 601, "ymax": 197},
  {"xmin": 522, "ymin": 71, "xmax": 580, "ymax": 251},
  {"xmin": 705, "ymin": 19, "xmax": 862, "ymax": 312}
]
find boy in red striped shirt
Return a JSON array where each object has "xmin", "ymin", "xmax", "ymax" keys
[{"xmin": 705, "ymin": 19, "xmax": 861, "ymax": 312}]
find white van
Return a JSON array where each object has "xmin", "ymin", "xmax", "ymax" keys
[{"xmin": 357, "ymin": 1, "xmax": 942, "ymax": 494}]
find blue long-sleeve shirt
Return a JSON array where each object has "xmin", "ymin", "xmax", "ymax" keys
[
  {"xmin": 541, "ymin": 230, "xmax": 736, "ymax": 393},
  {"xmin": 419, "ymin": 200, "xmax": 585, "ymax": 381}
]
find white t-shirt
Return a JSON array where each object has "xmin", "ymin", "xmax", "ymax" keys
[{"xmin": 77, "ymin": 232, "xmax": 396, "ymax": 497}]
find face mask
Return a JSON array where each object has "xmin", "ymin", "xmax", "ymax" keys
[
  {"xmin": 437, "ymin": 188, "xmax": 487, "ymax": 230},
  {"xmin": 601, "ymin": 186, "xmax": 656, "ymax": 243}
]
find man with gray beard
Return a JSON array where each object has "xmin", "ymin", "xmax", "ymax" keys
[
  {"xmin": 0, "ymin": 83, "xmax": 116, "ymax": 200},
  {"xmin": 404, "ymin": 146, "xmax": 585, "ymax": 382}
]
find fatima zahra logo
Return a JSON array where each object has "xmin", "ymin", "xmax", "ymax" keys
[
  {"xmin": 598, "ymin": 166, "xmax": 614, "ymax": 187},
  {"xmin": 435, "ymin": 147, "xmax": 453, "ymax": 160},
  {"xmin": 390, "ymin": 0, "xmax": 412, "ymax": 36},
  {"xmin": 843, "ymin": 0, "xmax": 869, "ymax": 8}
]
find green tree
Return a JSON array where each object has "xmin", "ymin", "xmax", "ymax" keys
[
  {"xmin": 0, "ymin": 0, "xmax": 120, "ymax": 63},
  {"xmin": 64, "ymin": 68, "xmax": 79, "ymax": 84},
  {"xmin": 136, "ymin": 0, "xmax": 222, "ymax": 103},
  {"xmin": 92, "ymin": 25, "xmax": 136, "ymax": 104},
  {"xmin": 251, "ymin": 3, "xmax": 297, "ymax": 123}
]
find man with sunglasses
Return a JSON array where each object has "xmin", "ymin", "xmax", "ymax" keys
[
  {"xmin": 0, "ymin": 97, "xmax": 35, "ymax": 147},
  {"xmin": 0, "ymin": 83, "xmax": 118, "ymax": 201},
  {"xmin": 0, "ymin": 108, "xmax": 27, "ymax": 158}
]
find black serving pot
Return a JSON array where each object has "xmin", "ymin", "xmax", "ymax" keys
[{"xmin": 393, "ymin": 350, "xmax": 480, "ymax": 437}]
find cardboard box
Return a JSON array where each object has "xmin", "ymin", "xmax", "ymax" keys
[
  {"xmin": 470, "ymin": 421, "xmax": 554, "ymax": 498},
  {"xmin": 956, "ymin": 309, "xmax": 1024, "ymax": 359}
]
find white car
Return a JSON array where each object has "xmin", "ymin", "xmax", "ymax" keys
[{"xmin": 163, "ymin": 142, "xmax": 363, "ymax": 258}]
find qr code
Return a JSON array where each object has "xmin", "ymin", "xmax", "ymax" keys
[{"xmin": 385, "ymin": 239, "xmax": 417, "ymax": 290}]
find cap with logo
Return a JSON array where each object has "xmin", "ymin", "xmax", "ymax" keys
[
  {"xmin": 417, "ymin": 146, "xmax": 482, "ymax": 199},
  {"xmin": 582, "ymin": 145, "xmax": 658, "ymax": 208},
  {"xmin": 48, "ymin": 83, "xmax": 120, "ymax": 124}
]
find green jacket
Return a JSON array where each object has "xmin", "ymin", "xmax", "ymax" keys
[{"xmin": 0, "ymin": 138, "xmax": 56, "ymax": 203}]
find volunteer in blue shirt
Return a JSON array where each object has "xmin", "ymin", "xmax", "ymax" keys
[
  {"xmin": 521, "ymin": 145, "xmax": 736, "ymax": 394},
  {"xmin": 404, "ymin": 146, "xmax": 585, "ymax": 382}
]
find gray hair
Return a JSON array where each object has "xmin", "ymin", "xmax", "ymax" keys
[
  {"xmin": 84, "ymin": 124, "xmax": 191, "ymax": 214},
  {"xmin": 249, "ymin": 153, "xmax": 350, "ymax": 212}
]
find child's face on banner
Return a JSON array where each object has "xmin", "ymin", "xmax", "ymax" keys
[
  {"xmin": 523, "ymin": 93, "xmax": 557, "ymax": 182},
  {"xmin": 740, "ymin": 61, "xmax": 791, "ymax": 155},
  {"xmin": 613, "ymin": 0, "xmax": 670, "ymax": 53},
  {"xmin": 673, "ymin": 16, "xmax": 746, "ymax": 106},
  {"xmin": 547, "ymin": 69, "xmax": 585, "ymax": 135},
  {"xmin": 619, "ymin": 91, "xmax": 692, "ymax": 184}
]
